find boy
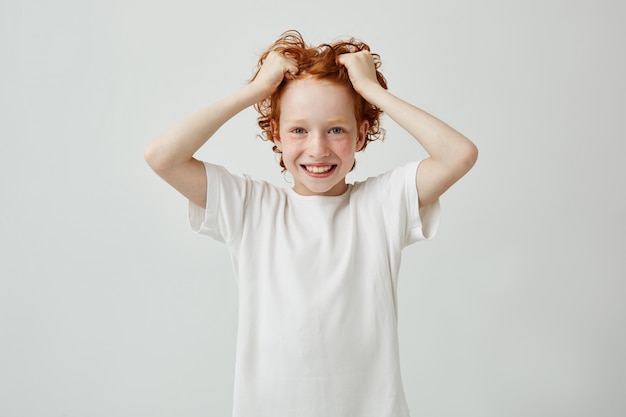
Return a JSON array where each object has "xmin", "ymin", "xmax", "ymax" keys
[{"xmin": 145, "ymin": 30, "xmax": 477, "ymax": 417}]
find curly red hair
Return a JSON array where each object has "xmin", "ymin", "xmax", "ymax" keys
[{"xmin": 251, "ymin": 30, "xmax": 388, "ymax": 171}]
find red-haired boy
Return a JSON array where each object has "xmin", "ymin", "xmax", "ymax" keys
[{"xmin": 145, "ymin": 30, "xmax": 477, "ymax": 417}]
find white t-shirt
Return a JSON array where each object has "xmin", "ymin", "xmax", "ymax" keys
[{"xmin": 189, "ymin": 160, "xmax": 440, "ymax": 417}]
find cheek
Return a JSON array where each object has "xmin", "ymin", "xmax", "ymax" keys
[
  {"xmin": 280, "ymin": 140, "xmax": 302, "ymax": 162},
  {"xmin": 335, "ymin": 140, "xmax": 357, "ymax": 157}
]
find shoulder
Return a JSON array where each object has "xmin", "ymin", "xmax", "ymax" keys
[
  {"xmin": 204, "ymin": 162, "xmax": 286, "ymax": 199},
  {"xmin": 349, "ymin": 161, "xmax": 437, "ymax": 244},
  {"xmin": 352, "ymin": 161, "xmax": 420, "ymax": 197},
  {"xmin": 191, "ymin": 162, "xmax": 288, "ymax": 240}
]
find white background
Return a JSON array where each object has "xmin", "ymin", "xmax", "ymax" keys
[{"xmin": 1, "ymin": 0, "xmax": 624, "ymax": 416}]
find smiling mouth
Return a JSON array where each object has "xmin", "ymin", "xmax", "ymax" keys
[{"xmin": 302, "ymin": 165, "xmax": 336, "ymax": 174}]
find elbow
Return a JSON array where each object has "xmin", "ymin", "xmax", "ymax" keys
[
  {"xmin": 143, "ymin": 142, "xmax": 159, "ymax": 171},
  {"xmin": 454, "ymin": 140, "xmax": 478, "ymax": 176},
  {"xmin": 465, "ymin": 141, "xmax": 479, "ymax": 170},
  {"xmin": 144, "ymin": 141, "xmax": 170, "ymax": 174}
]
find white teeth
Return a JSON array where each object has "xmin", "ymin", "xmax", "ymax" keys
[{"xmin": 304, "ymin": 165, "xmax": 333, "ymax": 173}]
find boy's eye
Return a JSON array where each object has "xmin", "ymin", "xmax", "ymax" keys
[
  {"xmin": 292, "ymin": 128, "xmax": 306, "ymax": 134},
  {"xmin": 330, "ymin": 127, "xmax": 344, "ymax": 134}
]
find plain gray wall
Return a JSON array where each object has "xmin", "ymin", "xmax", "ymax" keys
[{"xmin": 1, "ymin": 0, "xmax": 624, "ymax": 416}]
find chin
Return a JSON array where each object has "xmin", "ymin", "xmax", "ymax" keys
[{"xmin": 304, "ymin": 181, "xmax": 347, "ymax": 196}]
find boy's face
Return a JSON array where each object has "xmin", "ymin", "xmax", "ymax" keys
[{"xmin": 273, "ymin": 78, "xmax": 368, "ymax": 196}]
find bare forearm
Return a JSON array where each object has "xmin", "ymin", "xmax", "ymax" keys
[
  {"xmin": 358, "ymin": 80, "xmax": 478, "ymax": 205},
  {"xmin": 144, "ymin": 84, "xmax": 265, "ymax": 172},
  {"xmin": 144, "ymin": 52, "xmax": 298, "ymax": 207},
  {"xmin": 362, "ymin": 84, "xmax": 477, "ymax": 166}
]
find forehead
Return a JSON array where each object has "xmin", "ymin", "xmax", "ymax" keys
[{"xmin": 279, "ymin": 78, "xmax": 356, "ymax": 122}]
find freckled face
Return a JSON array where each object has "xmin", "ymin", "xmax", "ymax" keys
[{"xmin": 273, "ymin": 78, "xmax": 368, "ymax": 196}]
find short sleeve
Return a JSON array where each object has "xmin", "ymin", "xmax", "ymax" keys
[
  {"xmin": 188, "ymin": 162, "xmax": 248, "ymax": 243},
  {"xmin": 378, "ymin": 160, "xmax": 440, "ymax": 246},
  {"xmin": 407, "ymin": 160, "xmax": 441, "ymax": 243}
]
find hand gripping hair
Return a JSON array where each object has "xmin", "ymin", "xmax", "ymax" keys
[{"xmin": 251, "ymin": 30, "xmax": 388, "ymax": 171}]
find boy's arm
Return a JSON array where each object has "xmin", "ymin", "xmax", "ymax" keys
[
  {"xmin": 338, "ymin": 52, "xmax": 478, "ymax": 208},
  {"xmin": 144, "ymin": 52, "xmax": 298, "ymax": 208}
]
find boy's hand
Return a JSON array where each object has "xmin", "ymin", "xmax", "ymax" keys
[
  {"xmin": 337, "ymin": 51, "xmax": 381, "ymax": 97},
  {"xmin": 252, "ymin": 51, "xmax": 299, "ymax": 99}
]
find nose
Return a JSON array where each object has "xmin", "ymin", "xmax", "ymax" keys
[{"xmin": 307, "ymin": 132, "xmax": 330, "ymax": 158}]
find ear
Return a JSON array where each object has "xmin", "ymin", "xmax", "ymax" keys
[
  {"xmin": 355, "ymin": 120, "xmax": 369, "ymax": 152},
  {"xmin": 270, "ymin": 119, "xmax": 282, "ymax": 151}
]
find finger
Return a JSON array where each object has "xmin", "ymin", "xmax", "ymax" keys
[
  {"xmin": 337, "ymin": 52, "xmax": 358, "ymax": 68},
  {"xmin": 284, "ymin": 61, "xmax": 299, "ymax": 77}
]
